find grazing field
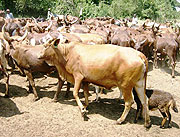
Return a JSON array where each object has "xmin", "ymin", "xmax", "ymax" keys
[{"xmin": 0, "ymin": 57, "xmax": 180, "ymax": 137}]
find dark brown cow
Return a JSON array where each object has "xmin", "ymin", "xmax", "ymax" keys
[
  {"xmin": 133, "ymin": 88, "xmax": 178, "ymax": 128},
  {"xmin": 132, "ymin": 33, "xmax": 154, "ymax": 60},
  {"xmin": 152, "ymin": 25, "xmax": 179, "ymax": 78},
  {"xmin": 38, "ymin": 41, "xmax": 151, "ymax": 128},
  {"xmin": 111, "ymin": 28, "xmax": 133, "ymax": 47},
  {"xmin": 0, "ymin": 10, "xmax": 5, "ymax": 18},
  {"xmin": 2, "ymin": 24, "xmax": 64, "ymax": 101},
  {"xmin": 0, "ymin": 17, "xmax": 5, "ymax": 32},
  {"xmin": 0, "ymin": 38, "xmax": 9, "ymax": 97}
]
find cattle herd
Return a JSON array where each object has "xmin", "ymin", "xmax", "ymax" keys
[{"xmin": 0, "ymin": 11, "xmax": 179, "ymax": 129}]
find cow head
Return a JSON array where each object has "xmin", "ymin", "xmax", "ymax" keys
[
  {"xmin": 38, "ymin": 38, "xmax": 60, "ymax": 66},
  {"xmin": 152, "ymin": 23, "xmax": 161, "ymax": 37},
  {"xmin": 133, "ymin": 38, "xmax": 147, "ymax": 51},
  {"xmin": 2, "ymin": 22, "xmax": 28, "ymax": 49},
  {"xmin": 64, "ymin": 14, "xmax": 79, "ymax": 26}
]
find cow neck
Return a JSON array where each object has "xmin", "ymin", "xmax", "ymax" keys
[
  {"xmin": 9, "ymin": 45, "xmax": 19, "ymax": 61},
  {"xmin": 58, "ymin": 43, "xmax": 70, "ymax": 60},
  {"xmin": 53, "ymin": 44, "xmax": 74, "ymax": 83}
]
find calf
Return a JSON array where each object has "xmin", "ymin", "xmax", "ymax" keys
[{"xmin": 133, "ymin": 88, "xmax": 178, "ymax": 128}]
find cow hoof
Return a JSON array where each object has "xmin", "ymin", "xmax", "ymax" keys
[
  {"xmin": 4, "ymin": 94, "xmax": 9, "ymax": 98},
  {"xmin": 167, "ymin": 125, "xmax": 172, "ymax": 128},
  {"xmin": 82, "ymin": 112, "xmax": 89, "ymax": 121},
  {"xmin": 145, "ymin": 122, "xmax": 152, "ymax": 129},
  {"xmin": 160, "ymin": 125, "xmax": 165, "ymax": 129},
  {"xmin": 27, "ymin": 90, "xmax": 33, "ymax": 94},
  {"xmin": 94, "ymin": 98, "xmax": 101, "ymax": 103},
  {"xmin": 116, "ymin": 119, "xmax": 124, "ymax": 125},
  {"xmin": 33, "ymin": 97, "xmax": 39, "ymax": 102},
  {"xmin": 138, "ymin": 116, "xmax": 143, "ymax": 120},
  {"xmin": 52, "ymin": 99, "xmax": 58, "ymax": 103},
  {"xmin": 134, "ymin": 119, "xmax": 137, "ymax": 123},
  {"xmin": 64, "ymin": 94, "xmax": 69, "ymax": 98},
  {"xmin": 85, "ymin": 106, "xmax": 89, "ymax": 111},
  {"xmin": 82, "ymin": 107, "xmax": 88, "ymax": 113}
]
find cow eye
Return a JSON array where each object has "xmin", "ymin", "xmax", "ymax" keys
[{"xmin": 54, "ymin": 39, "xmax": 60, "ymax": 48}]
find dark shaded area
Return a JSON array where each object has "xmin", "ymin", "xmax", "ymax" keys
[{"xmin": 0, "ymin": 96, "xmax": 22, "ymax": 117}]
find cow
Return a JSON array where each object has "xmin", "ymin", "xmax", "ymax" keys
[
  {"xmin": 133, "ymin": 88, "xmax": 178, "ymax": 128},
  {"xmin": 152, "ymin": 24, "xmax": 179, "ymax": 78},
  {"xmin": 69, "ymin": 33, "xmax": 106, "ymax": 44},
  {"xmin": 132, "ymin": 33, "xmax": 154, "ymax": 60},
  {"xmin": 2, "ymin": 23, "xmax": 68, "ymax": 101},
  {"xmin": 38, "ymin": 40, "xmax": 151, "ymax": 128},
  {"xmin": 111, "ymin": 28, "xmax": 133, "ymax": 47},
  {"xmin": 0, "ymin": 17, "xmax": 5, "ymax": 32},
  {"xmin": 0, "ymin": 38, "xmax": 9, "ymax": 97},
  {"xmin": 0, "ymin": 10, "xmax": 5, "ymax": 18}
]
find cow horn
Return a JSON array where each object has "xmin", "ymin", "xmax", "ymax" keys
[
  {"xmin": 23, "ymin": 20, "xmax": 30, "ymax": 29},
  {"xmin": 16, "ymin": 29, "xmax": 28, "ymax": 41},
  {"xmin": 178, "ymin": 26, "xmax": 180, "ymax": 36},
  {"xmin": 45, "ymin": 20, "xmax": 53, "ymax": 32},
  {"xmin": 132, "ymin": 38, "xmax": 136, "ymax": 43},
  {"xmin": 157, "ymin": 23, "xmax": 161, "ymax": 30},
  {"xmin": 142, "ymin": 22, "xmax": 146, "ymax": 28},
  {"xmin": 64, "ymin": 14, "xmax": 70, "ymax": 26},
  {"xmin": 69, "ymin": 18, "xmax": 79, "ymax": 25},
  {"xmin": 2, "ymin": 22, "xmax": 13, "ymax": 42},
  {"xmin": 140, "ymin": 39, "xmax": 147, "ymax": 45},
  {"xmin": 33, "ymin": 17, "xmax": 44, "ymax": 33},
  {"xmin": 152, "ymin": 22, "xmax": 155, "ymax": 30}
]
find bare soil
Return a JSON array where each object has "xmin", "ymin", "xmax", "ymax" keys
[{"xmin": 0, "ymin": 58, "xmax": 180, "ymax": 137}]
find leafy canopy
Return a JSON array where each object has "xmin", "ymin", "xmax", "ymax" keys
[{"xmin": 0, "ymin": 0, "xmax": 179, "ymax": 22}]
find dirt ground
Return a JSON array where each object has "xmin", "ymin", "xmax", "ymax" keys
[{"xmin": 0, "ymin": 57, "xmax": 180, "ymax": 137}]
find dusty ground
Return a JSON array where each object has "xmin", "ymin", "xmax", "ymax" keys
[{"xmin": 0, "ymin": 58, "xmax": 180, "ymax": 137}]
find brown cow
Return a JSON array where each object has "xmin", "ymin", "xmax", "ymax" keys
[
  {"xmin": 70, "ymin": 33, "xmax": 105, "ymax": 44},
  {"xmin": 2, "ymin": 24, "xmax": 64, "ymax": 101},
  {"xmin": 38, "ymin": 41, "xmax": 151, "ymax": 128},
  {"xmin": 152, "ymin": 25, "xmax": 179, "ymax": 78},
  {"xmin": 133, "ymin": 88, "xmax": 178, "ymax": 128},
  {"xmin": 132, "ymin": 33, "xmax": 154, "ymax": 60},
  {"xmin": 0, "ymin": 38, "xmax": 9, "ymax": 97},
  {"xmin": 111, "ymin": 28, "xmax": 133, "ymax": 47}
]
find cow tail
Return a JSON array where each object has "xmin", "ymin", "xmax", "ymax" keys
[
  {"xmin": 171, "ymin": 99, "xmax": 178, "ymax": 113},
  {"xmin": 139, "ymin": 53, "xmax": 148, "ymax": 95}
]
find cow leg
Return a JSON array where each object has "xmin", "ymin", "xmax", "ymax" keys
[
  {"xmin": 117, "ymin": 87, "xmax": 134, "ymax": 125},
  {"xmin": 53, "ymin": 77, "xmax": 64, "ymax": 102},
  {"xmin": 64, "ymin": 82, "xmax": 71, "ymax": 98},
  {"xmin": 153, "ymin": 49, "xmax": 158, "ymax": 68},
  {"xmin": 169, "ymin": 55, "xmax": 175, "ymax": 78},
  {"xmin": 134, "ymin": 80, "xmax": 151, "ymax": 128},
  {"xmin": 159, "ymin": 109, "xmax": 167, "ymax": 128},
  {"xmin": 3, "ymin": 68, "xmax": 9, "ymax": 98},
  {"xmin": 94, "ymin": 85, "xmax": 100, "ymax": 102},
  {"xmin": 4, "ymin": 71, "xmax": 9, "ymax": 97},
  {"xmin": 28, "ymin": 81, "xmax": 33, "ymax": 93},
  {"xmin": 24, "ymin": 70, "xmax": 39, "ymax": 101},
  {"xmin": 82, "ymin": 82, "xmax": 89, "ymax": 109},
  {"xmin": 73, "ymin": 75, "xmax": 88, "ymax": 117},
  {"xmin": 119, "ymin": 88, "xmax": 123, "ymax": 100},
  {"xmin": 166, "ymin": 109, "xmax": 172, "ymax": 128},
  {"xmin": 132, "ymin": 88, "xmax": 142, "ymax": 123}
]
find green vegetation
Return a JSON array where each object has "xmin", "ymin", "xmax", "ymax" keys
[{"xmin": 0, "ymin": 0, "xmax": 180, "ymax": 22}]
